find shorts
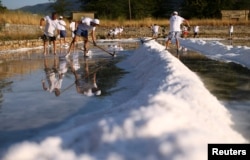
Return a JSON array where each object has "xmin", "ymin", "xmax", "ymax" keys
[
  {"xmin": 59, "ymin": 30, "xmax": 67, "ymax": 38},
  {"xmin": 167, "ymin": 31, "xmax": 181, "ymax": 40},
  {"xmin": 41, "ymin": 34, "xmax": 56, "ymax": 42},
  {"xmin": 74, "ymin": 28, "xmax": 88, "ymax": 38}
]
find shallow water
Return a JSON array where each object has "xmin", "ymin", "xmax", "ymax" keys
[
  {"xmin": 0, "ymin": 42, "xmax": 136, "ymax": 149},
  {"xmin": 179, "ymin": 46, "xmax": 250, "ymax": 141}
]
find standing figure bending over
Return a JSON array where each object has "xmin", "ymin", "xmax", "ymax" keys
[{"xmin": 66, "ymin": 17, "xmax": 100, "ymax": 57}]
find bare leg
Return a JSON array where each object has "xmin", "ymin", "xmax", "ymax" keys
[
  {"xmin": 165, "ymin": 39, "xmax": 171, "ymax": 49},
  {"xmin": 176, "ymin": 39, "xmax": 180, "ymax": 58},
  {"xmin": 52, "ymin": 40, "xmax": 56, "ymax": 55},
  {"xmin": 43, "ymin": 41, "xmax": 47, "ymax": 55},
  {"xmin": 176, "ymin": 39, "xmax": 180, "ymax": 49},
  {"xmin": 83, "ymin": 38, "xmax": 89, "ymax": 57},
  {"xmin": 67, "ymin": 36, "xmax": 78, "ymax": 56}
]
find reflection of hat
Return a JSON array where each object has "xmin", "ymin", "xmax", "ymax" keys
[
  {"xmin": 92, "ymin": 19, "xmax": 100, "ymax": 25},
  {"xmin": 59, "ymin": 16, "xmax": 63, "ymax": 19},
  {"xmin": 173, "ymin": 11, "xmax": 178, "ymax": 15},
  {"xmin": 95, "ymin": 90, "xmax": 101, "ymax": 96}
]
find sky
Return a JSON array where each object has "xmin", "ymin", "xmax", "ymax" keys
[
  {"xmin": 2, "ymin": 0, "xmax": 49, "ymax": 9},
  {"xmin": 1, "ymin": 38, "xmax": 250, "ymax": 160}
]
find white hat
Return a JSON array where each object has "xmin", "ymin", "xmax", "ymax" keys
[
  {"xmin": 173, "ymin": 11, "xmax": 178, "ymax": 15},
  {"xmin": 59, "ymin": 16, "xmax": 63, "ymax": 19},
  {"xmin": 92, "ymin": 19, "xmax": 100, "ymax": 25}
]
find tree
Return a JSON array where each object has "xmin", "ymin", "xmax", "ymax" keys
[
  {"xmin": 181, "ymin": 0, "xmax": 240, "ymax": 18},
  {"xmin": 49, "ymin": 0, "xmax": 71, "ymax": 16},
  {"xmin": 0, "ymin": 0, "xmax": 7, "ymax": 12},
  {"xmin": 79, "ymin": 0, "xmax": 250, "ymax": 19},
  {"xmin": 81, "ymin": 0, "xmax": 165, "ymax": 19}
]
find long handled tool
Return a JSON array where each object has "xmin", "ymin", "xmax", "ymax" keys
[
  {"xmin": 89, "ymin": 41, "xmax": 116, "ymax": 57},
  {"xmin": 140, "ymin": 37, "xmax": 158, "ymax": 44}
]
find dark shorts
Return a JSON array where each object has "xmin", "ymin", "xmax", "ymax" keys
[
  {"xmin": 74, "ymin": 29, "xmax": 88, "ymax": 38},
  {"xmin": 41, "ymin": 34, "xmax": 56, "ymax": 42},
  {"xmin": 60, "ymin": 30, "xmax": 67, "ymax": 38}
]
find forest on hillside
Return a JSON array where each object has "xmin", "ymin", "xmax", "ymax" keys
[
  {"xmin": 80, "ymin": 0, "xmax": 250, "ymax": 19},
  {"xmin": 1, "ymin": 0, "xmax": 250, "ymax": 19}
]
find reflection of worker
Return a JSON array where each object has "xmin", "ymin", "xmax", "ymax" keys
[
  {"xmin": 70, "ymin": 58, "xmax": 101, "ymax": 96},
  {"xmin": 42, "ymin": 56, "xmax": 64, "ymax": 96},
  {"xmin": 66, "ymin": 17, "xmax": 100, "ymax": 57}
]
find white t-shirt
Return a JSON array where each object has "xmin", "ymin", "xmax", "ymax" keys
[
  {"xmin": 44, "ymin": 16, "xmax": 59, "ymax": 37},
  {"xmin": 58, "ymin": 19, "xmax": 66, "ymax": 31},
  {"xmin": 80, "ymin": 17, "xmax": 96, "ymax": 31},
  {"xmin": 46, "ymin": 72, "xmax": 62, "ymax": 92},
  {"xmin": 169, "ymin": 15, "xmax": 184, "ymax": 32},
  {"xmin": 194, "ymin": 26, "xmax": 199, "ymax": 32},
  {"xmin": 69, "ymin": 21, "xmax": 76, "ymax": 31},
  {"xmin": 229, "ymin": 26, "xmax": 233, "ymax": 33},
  {"xmin": 58, "ymin": 58, "xmax": 68, "ymax": 75},
  {"xmin": 153, "ymin": 25, "xmax": 159, "ymax": 33}
]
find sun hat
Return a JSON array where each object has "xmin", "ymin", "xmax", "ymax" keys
[
  {"xmin": 173, "ymin": 11, "xmax": 178, "ymax": 15},
  {"xmin": 92, "ymin": 19, "xmax": 100, "ymax": 25}
]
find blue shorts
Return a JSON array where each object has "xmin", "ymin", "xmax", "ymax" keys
[
  {"xmin": 74, "ymin": 28, "xmax": 88, "ymax": 38},
  {"xmin": 167, "ymin": 31, "xmax": 181, "ymax": 40},
  {"xmin": 60, "ymin": 30, "xmax": 67, "ymax": 38}
]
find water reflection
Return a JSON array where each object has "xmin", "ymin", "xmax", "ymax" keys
[
  {"xmin": 180, "ymin": 50, "xmax": 250, "ymax": 101},
  {"xmin": 42, "ymin": 56, "xmax": 68, "ymax": 96},
  {"xmin": 0, "ymin": 42, "xmax": 133, "ymax": 148},
  {"xmin": 69, "ymin": 55, "xmax": 101, "ymax": 96}
]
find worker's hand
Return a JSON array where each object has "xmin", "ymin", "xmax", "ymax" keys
[
  {"xmin": 39, "ymin": 26, "xmax": 43, "ymax": 30},
  {"xmin": 57, "ymin": 35, "xmax": 60, "ymax": 39},
  {"xmin": 93, "ymin": 41, "xmax": 97, "ymax": 46}
]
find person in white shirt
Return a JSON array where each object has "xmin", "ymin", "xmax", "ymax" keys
[
  {"xmin": 58, "ymin": 16, "xmax": 68, "ymax": 47},
  {"xmin": 118, "ymin": 26, "xmax": 124, "ymax": 38},
  {"xmin": 69, "ymin": 18, "xmax": 76, "ymax": 39},
  {"xmin": 165, "ymin": 11, "xmax": 190, "ymax": 52},
  {"xmin": 66, "ymin": 17, "xmax": 100, "ymax": 57},
  {"xmin": 193, "ymin": 25, "xmax": 199, "ymax": 38},
  {"xmin": 40, "ymin": 12, "xmax": 60, "ymax": 55},
  {"xmin": 229, "ymin": 24, "xmax": 233, "ymax": 39},
  {"xmin": 182, "ymin": 25, "xmax": 188, "ymax": 38},
  {"xmin": 152, "ymin": 24, "xmax": 160, "ymax": 38}
]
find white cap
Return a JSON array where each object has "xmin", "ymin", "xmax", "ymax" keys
[
  {"xmin": 59, "ymin": 16, "xmax": 63, "ymax": 19},
  {"xmin": 92, "ymin": 19, "xmax": 100, "ymax": 25},
  {"xmin": 173, "ymin": 11, "xmax": 178, "ymax": 15}
]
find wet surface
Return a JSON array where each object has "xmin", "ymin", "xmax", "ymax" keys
[
  {"xmin": 178, "ymin": 41, "xmax": 250, "ymax": 141},
  {"xmin": 0, "ymin": 39, "xmax": 250, "ymax": 150},
  {"xmin": 0, "ymin": 42, "xmax": 137, "ymax": 149},
  {"xmin": 180, "ymin": 51, "xmax": 250, "ymax": 101}
]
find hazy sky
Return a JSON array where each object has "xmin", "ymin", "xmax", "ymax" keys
[{"xmin": 2, "ymin": 0, "xmax": 49, "ymax": 9}]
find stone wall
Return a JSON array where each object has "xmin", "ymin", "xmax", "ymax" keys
[{"xmin": 0, "ymin": 23, "xmax": 41, "ymax": 34}]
